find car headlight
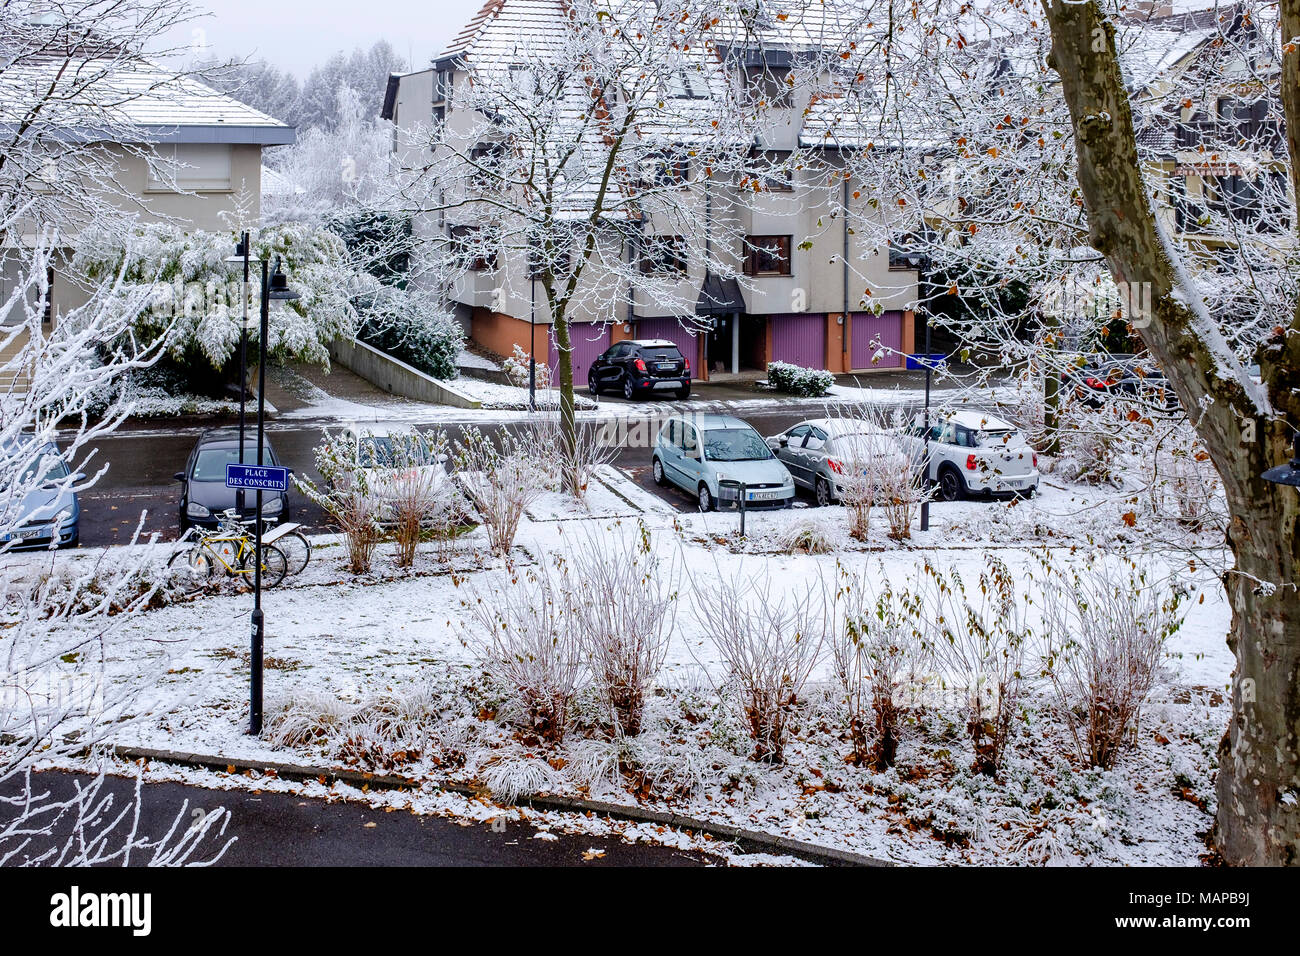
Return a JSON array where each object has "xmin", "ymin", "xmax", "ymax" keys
[
  {"xmin": 261, "ymin": 497, "xmax": 283, "ymax": 515},
  {"xmin": 53, "ymin": 507, "xmax": 74, "ymax": 526},
  {"xmin": 186, "ymin": 501, "xmax": 211, "ymax": 518}
]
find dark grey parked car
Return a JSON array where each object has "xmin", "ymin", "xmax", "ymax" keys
[{"xmin": 175, "ymin": 428, "xmax": 288, "ymax": 531}]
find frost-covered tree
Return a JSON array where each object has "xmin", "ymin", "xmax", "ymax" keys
[
  {"xmin": 803, "ymin": 0, "xmax": 1297, "ymax": 863},
  {"xmin": 194, "ymin": 55, "xmax": 303, "ymax": 126},
  {"xmin": 265, "ymin": 87, "xmax": 396, "ymax": 225},
  {"xmin": 1, "ymin": 0, "xmax": 233, "ymax": 865},
  {"xmin": 74, "ymin": 222, "xmax": 364, "ymax": 372}
]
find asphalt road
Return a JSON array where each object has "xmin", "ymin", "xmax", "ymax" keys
[
  {"xmin": 68, "ymin": 402, "xmax": 835, "ymax": 548},
  {"xmin": 1, "ymin": 769, "xmax": 722, "ymax": 867}
]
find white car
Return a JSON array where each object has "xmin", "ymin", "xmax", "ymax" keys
[
  {"xmin": 336, "ymin": 425, "xmax": 448, "ymax": 513},
  {"xmin": 898, "ymin": 410, "xmax": 1039, "ymax": 501}
]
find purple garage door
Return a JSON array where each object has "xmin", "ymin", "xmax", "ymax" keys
[
  {"xmin": 850, "ymin": 311, "xmax": 904, "ymax": 370},
  {"xmin": 636, "ymin": 317, "xmax": 699, "ymax": 378},
  {"xmin": 548, "ymin": 322, "xmax": 612, "ymax": 385},
  {"xmin": 770, "ymin": 313, "xmax": 826, "ymax": 369}
]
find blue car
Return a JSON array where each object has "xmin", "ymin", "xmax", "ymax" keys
[
  {"xmin": 1, "ymin": 441, "xmax": 82, "ymax": 549},
  {"xmin": 652, "ymin": 414, "xmax": 795, "ymax": 511}
]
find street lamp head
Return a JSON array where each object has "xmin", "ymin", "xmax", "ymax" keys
[
  {"xmin": 1261, "ymin": 435, "xmax": 1300, "ymax": 488},
  {"xmin": 266, "ymin": 256, "xmax": 300, "ymax": 302}
]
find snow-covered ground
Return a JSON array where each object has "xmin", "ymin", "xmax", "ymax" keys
[{"xmin": 8, "ymin": 463, "xmax": 1234, "ymax": 866}]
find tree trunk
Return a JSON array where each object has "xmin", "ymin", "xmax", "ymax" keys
[
  {"xmin": 1041, "ymin": 0, "xmax": 1300, "ymax": 864},
  {"xmin": 551, "ymin": 308, "xmax": 580, "ymax": 497}
]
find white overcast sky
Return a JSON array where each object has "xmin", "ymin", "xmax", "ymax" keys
[{"xmin": 175, "ymin": 0, "xmax": 487, "ymax": 77}]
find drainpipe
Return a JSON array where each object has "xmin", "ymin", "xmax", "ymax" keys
[{"xmin": 842, "ymin": 171, "xmax": 850, "ymax": 368}]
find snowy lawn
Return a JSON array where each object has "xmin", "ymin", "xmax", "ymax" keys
[{"xmin": 8, "ymin": 465, "xmax": 1234, "ymax": 865}]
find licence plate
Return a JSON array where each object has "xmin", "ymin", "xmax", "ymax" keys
[
  {"xmin": 656, "ymin": 362, "xmax": 675, "ymax": 370},
  {"xmin": 3, "ymin": 528, "xmax": 42, "ymax": 541},
  {"xmin": 748, "ymin": 490, "xmax": 781, "ymax": 501}
]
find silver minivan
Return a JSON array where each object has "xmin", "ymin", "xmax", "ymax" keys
[{"xmin": 652, "ymin": 414, "xmax": 795, "ymax": 511}]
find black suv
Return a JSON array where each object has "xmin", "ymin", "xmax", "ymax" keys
[{"xmin": 588, "ymin": 340, "xmax": 691, "ymax": 400}]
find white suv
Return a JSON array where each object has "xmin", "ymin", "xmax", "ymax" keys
[{"xmin": 898, "ymin": 410, "xmax": 1039, "ymax": 501}]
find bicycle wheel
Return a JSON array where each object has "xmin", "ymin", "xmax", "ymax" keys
[
  {"xmin": 255, "ymin": 543, "xmax": 289, "ymax": 589},
  {"xmin": 274, "ymin": 530, "xmax": 311, "ymax": 575},
  {"xmin": 166, "ymin": 547, "xmax": 215, "ymax": 595}
]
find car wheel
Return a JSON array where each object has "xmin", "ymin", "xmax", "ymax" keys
[
  {"xmin": 651, "ymin": 456, "xmax": 666, "ymax": 487},
  {"xmin": 697, "ymin": 483, "xmax": 714, "ymax": 512},
  {"xmin": 937, "ymin": 466, "xmax": 964, "ymax": 502},
  {"xmin": 623, "ymin": 375, "xmax": 637, "ymax": 400},
  {"xmin": 815, "ymin": 476, "xmax": 833, "ymax": 507},
  {"xmin": 588, "ymin": 373, "xmax": 600, "ymax": 396},
  {"xmin": 676, "ymin": 386, "xmax": 690, "ymax": 400}
]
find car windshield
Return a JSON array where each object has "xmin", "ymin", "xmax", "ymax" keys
[
  {"xmin": 16, "ymin": 451, "xmax": 70, "ymax": 485},
  {"xmin": 359, "ymin": 436, "xmax": 431, "ymax": 468},
  {"xmin": 702, "ymin": 428, "xmax": 770, "ymax": 462},
  {"xmin": 191, "ymin": 446, "xmax": 273, "ymax": 481}
]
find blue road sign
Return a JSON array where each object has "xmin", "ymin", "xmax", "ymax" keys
[{"xmin": 226, "ymin": 463, "xmax": 290, "ymax": 492}]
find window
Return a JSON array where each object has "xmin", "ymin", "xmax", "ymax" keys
[
  {"xmin": 804, "ymin": 427, "xmax": 827, "ymax": 451},
  {"xmin": 748, "ymin": 150, "xmax": 793, "ymax": 192},
  {"xmin": 148, "ymin": 144, "xmax": 232, "ymax": 191},
  {"xmin": 786, "ymin": 424, "xmax": 810, "ymax": 446},
  {"xmin": 43, "ymin": 266, "xmax": 53, "ymax": 324},
  {"xmin": 433, "ymin": 69, "xmax": 451, "ymax": 123},
  {"xmin": 528, "ymin": 242, "xmax": 572, "ymax": 280},
  {"xmin": 744, "ymin": 235, "xmax": 792, "ymax": 276},
  {"xmin": 448, "ymin": 225, "xmax": 497, "ymax": 271},
  {"xmin": 639, "ymin": 236, "xmax": 688, "ymax": 276}
]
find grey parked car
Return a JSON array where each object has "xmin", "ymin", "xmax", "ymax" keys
[
  {"xmin": 652, "ymin": 414, "xmax": 795, "ymax": 511},
  {"xmin": 767, "ymin": 418, "xmax": 912, "ymax": 507}
]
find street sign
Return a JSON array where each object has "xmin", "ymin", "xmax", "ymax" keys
[{"xmin": 225, "ymin": 463, "xmax": 290, "ymax": 492}]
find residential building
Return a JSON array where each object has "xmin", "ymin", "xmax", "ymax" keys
[
  {"xmin": 381, "ymin": 0, "xmax": 919, "ymax": 384},
  {"xmin": 1, "ymin": 49, "xmax": 294, "ymax": 381}
]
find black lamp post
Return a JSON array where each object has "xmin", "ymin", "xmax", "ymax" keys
[
  {"xmin": 247, "ymin": 256, "xmax": 299, "ymax": 736},
  {"xmin": 1261, "ymin": 435, "xmax": 1300, "ymax": 489},
  {"xmin": 920, "ymin": 310, "xmax": 933, "ymax": 532},
  {"xmin": 229, "ymin": 232, "xmax": 252, "ymax": 512}
]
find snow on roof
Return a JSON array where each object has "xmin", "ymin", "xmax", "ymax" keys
[{"xmin": 0, "ymin": 57, "xmax": 294, "ymax": 144}]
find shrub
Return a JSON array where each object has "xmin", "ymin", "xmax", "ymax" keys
[
  {"xmin": 919, "ymin": 555, "xmax": 1033, "ymax": 777},
  {"xmin": 502, "ymin": 344, "xmax": 551, "ymax": 390},
  {"xmin": 357, "ymin": 291, "xmax": 465, "ymax": 380},
  {"xmin": 766, "ymin": 361, "xmax": 834, "ymax": 397},
  {"xmin": 1040, "ymin": 555, "xmax": 1186, "ymax": 769},
  {"xmin": 775, "ymin": 519, "xmax": 835, "ymax": 555},
  {"xmin": 464, "ymin": 557, "xmax": 587, "ymax": 744},
  {"xmin": 830, "ymin": 564, "xmax": 925, "ymax": 769},
  {"xmin": 453, "ymin": 425, "xmax": 554, "ymax": 558},
  {"xmin": 293, "ymin": 431, "xmax": 384, "ymax": 573},
  {"xmin": 567, "ymin": 524, "xmax": 677, "ymax": 736},
  {"xmin": 693, "ymin": 568, "xmax": 827, "ymax": 763}
]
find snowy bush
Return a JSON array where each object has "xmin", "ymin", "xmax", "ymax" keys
[
  {"xmin": 293, "ymin": 432, "xmax": 384, "ymax": 573},
  {"xmin": 75, "ymin": 221, "xmax": 363, "ymax": 372},
  {"xmin": 766, "ymin": 361, "xmax": 834, "ymax": 398},
  {"xmin": 693, "ymin": 568, "xmax": 827, "ymax": 763},
  {"xmin": 775, "ymin": 519, "xmax": 836, "ymax": 555},
  {"xmin": 1040, "ymin": 555, "xmax": 1187, "ymax": 770},
  {"xmin": 827, "ymin": 405, "xmax": 923, "ymax": 542},
  {"xmin": 919, "ymin": 556, "xmax": 1034, "ymax": 777},
  {"xmin": 1055, "ymin": 403, "xmax": 1126, "ymax": 486},
  {"xmin": 566, "ymin": 524, "xmax": 677, "ymax": 736},
  {"xmin": 356, "ymin": 289, "xmax": 465, "ymax": 380},
  {"xmin": 502, "ymin": 344, "xmax": 551, "ymax": 390},
  {"xmin": 384, "ymin": 432, "xmax": 455, "ymax": 569},
  {"xmin": 453, "ymin": 425, "xmax": 554, "ymax": 558},
  {"xmin": 830, "ymin": 564, "xmax": 926, "ymax": 769},
  {"xmin": 464, "ymin": 557, "xmax": 587, "ymax": 744},
  {"xmin": 1143, "ymin": 418, "xmax": 1220, "ymax": 527}
]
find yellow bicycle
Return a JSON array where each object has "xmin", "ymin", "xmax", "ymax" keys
[{"xmin": 167, "ymin": 512, "xmax": 289, "ymax": 595}]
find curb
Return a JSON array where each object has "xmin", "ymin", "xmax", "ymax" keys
[{"xmin": 111, "ymin": 745, "xmax": 892, "ymax": 868}]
